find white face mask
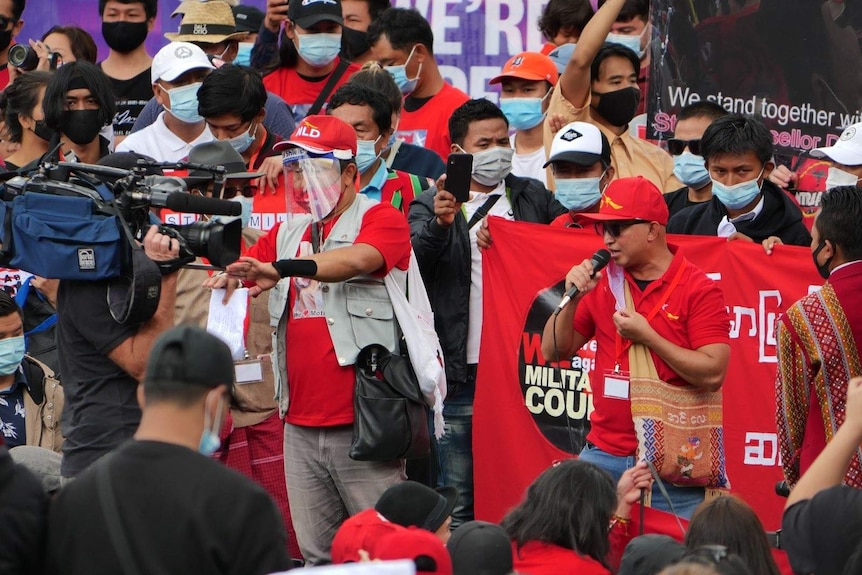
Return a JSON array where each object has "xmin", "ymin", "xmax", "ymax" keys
[
  {"xmin": 826, "ymin": 166, "xmax": 861, "ymax": 190},
  {"xmin": 458, "ymin": 145, "xmax": 514, "ymax": 187}
]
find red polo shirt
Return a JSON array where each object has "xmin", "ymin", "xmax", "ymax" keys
[{"xmin": 572, "ymin": 247, "xmax": 730, "ymax": 456}]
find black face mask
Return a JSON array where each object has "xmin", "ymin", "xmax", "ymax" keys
[
  {"xmin": 102, "ymin": 21, "xmax": 149, "ymax": 54},
  {"xmin": 812, "ymin": 240, "xmax": 834, "ymax": 280},
  {"xmin": 342, "ymin": 27, "xmax": 371, "ymax": 60},
  {"xmin": 0, "ymin": 28, "xmax": 12, "ymax": 53},
  {"xmin": 61, "ymin": 109, "xmax": 103, "ymax": 146},
  {"xmin": 33, "ymin": 119, "xmax": 55, "ymax": 142},
  {"xmin": 593, "ymin": 86, "xmax": 641, "ymax": 127}
]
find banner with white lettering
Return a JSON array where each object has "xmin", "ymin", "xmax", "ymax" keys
[
  {"xmin": 647, "ymin": 0, "xmax": 860, "ymax": 221},
  {"xmin": 474, "ymin": 218, "xmax": 823, "ymax": 532}
]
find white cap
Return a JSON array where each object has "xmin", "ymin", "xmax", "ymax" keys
[
  {"xmin": 544, "ymin": 121, "xmax": 611, "ymax": 168},
  {"xmin": 811, "ymin": 122, "xmax": 862, "ymax": 166},
  {"xmin": 151, "ymin": 42, "xmax": 215, "ymax": 85}
]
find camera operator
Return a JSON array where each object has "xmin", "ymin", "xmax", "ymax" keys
[
  {"xmin": 0, "ymin": 0, "xmax": 25, "ymax": 89},
  {"xmin": 56, "ymin": 223, "xmax": 180, "ymax": 481},
  {"xmin": 42, "ymin": 61, "xmax": 115, "ymax": 165}
]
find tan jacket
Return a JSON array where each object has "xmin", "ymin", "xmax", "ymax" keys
[{"xmin": 21, "ymin": 355, "xmax": 64, "ymax": 452}]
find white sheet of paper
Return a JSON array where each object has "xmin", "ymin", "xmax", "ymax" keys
[{"xmin": 207, "ymin": 288, "xmax": 248, "ymax": 361}]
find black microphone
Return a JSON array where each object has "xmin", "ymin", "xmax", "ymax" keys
[
  {"xmin": 554, "ymin": 249, "xmax": 611, "ymax": 315},
  {"xmin": 165, "ymin": 192, "xmax": 242, "ymax": 216}
]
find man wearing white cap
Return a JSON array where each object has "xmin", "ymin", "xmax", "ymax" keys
[
  {"xmin": 117, "ymin": 42, "xmax": 215, "ymax": 162},
  {"xmin": 771, "ymin": 122, "xmax": 862, "ymax": 191}
]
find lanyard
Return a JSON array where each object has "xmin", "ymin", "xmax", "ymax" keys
[{"xmin": 613, "ymin": 260, "xmax": 687, "ymax": 370}]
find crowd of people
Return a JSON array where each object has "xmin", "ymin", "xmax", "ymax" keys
[{"xmin": 0, "ymin": 0, "xmax": 860, "ymax": 573}]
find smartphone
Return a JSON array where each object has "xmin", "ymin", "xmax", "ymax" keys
[{"xmin": 445, "ymin": 153, "xmax": 473, "ymax": 203}]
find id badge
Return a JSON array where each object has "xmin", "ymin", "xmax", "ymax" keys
[
  {"xmin": 235, "ymin": 359, "xmax": 264, "ymax": 385},
  {"xmin": 603, "ymin": 369, "xmax": 630, "ymax": 400}
]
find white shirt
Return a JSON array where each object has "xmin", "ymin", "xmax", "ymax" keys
[
  {"xmin": 463, "ymin": 181, "xmax": 514, "ymax": 363},
  {"xmin": 716, "ymin": 195, "xmax": 765, "ymax": 238},
  {"xmin": 510, "ymin": 134, "xmax": 548, "ymax": 187},
  {"xmin": 117, "ymin": 112, "xmax": 213, "ymax": 162}
]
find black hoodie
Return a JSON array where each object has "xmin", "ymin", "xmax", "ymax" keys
[{"xmin": 666, "ymin": 180, "xmax": 811, "ymax": 246}]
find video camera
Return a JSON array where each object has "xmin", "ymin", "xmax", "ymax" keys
[{"xmin": 0, "ymin": 159, "xmax": 244, "ymax": 323}]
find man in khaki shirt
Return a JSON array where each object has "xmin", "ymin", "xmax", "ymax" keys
[{"xmin": 543, "ymin": 0, "xmax": 680, "ymax": 193}]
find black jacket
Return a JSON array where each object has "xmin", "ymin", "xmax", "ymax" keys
[
  {"xmin": 409, "ymin": 174, "xmax": 566, "ymax": 384},
  {"xmin": 666, "ymin": 181, "xmax": 811, "ymax": 246},
  {"xmin": 0, "ymin": 445, "xmax": 48, "ymax": 575}
]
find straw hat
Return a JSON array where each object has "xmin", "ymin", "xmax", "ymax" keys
[{"xmin": 165, "ymin": 0, "xmax": 248, "ymax": 44}]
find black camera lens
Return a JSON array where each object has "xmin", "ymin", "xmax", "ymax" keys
[{"xmin": 8, "ymin": 45, "xmax": 39, "ymax": 71}]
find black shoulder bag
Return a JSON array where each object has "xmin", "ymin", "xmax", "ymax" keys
[{"xmin": 349, "ymin": 344, "xmax": 430, "ymax": 461}]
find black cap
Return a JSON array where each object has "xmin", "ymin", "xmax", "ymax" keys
[
  {"xmin": 618, "ymin": 535, "xmax": 686, "ymax": 575},
  {"xmin": 232, "ymin": 5, "xmax": 265, "ymax": 34},
  {"xmin": 289, "ymin": 0, "xmax": 343, "ymax": 29},
  {"xmin": 375, "ymin": 481, "xmax": 458, "ymax": 532},
  {"xmin": 447, "ymin": 521, "xmax": 513, "ymax": 575},
  {"xmin": 144, "ymin": 326, "xmax": 235, "ymax": 390}
]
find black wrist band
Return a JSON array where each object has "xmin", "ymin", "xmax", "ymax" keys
[{"xmin": 272, "ymin": 259, "xmax": 318, "ymax": 278}]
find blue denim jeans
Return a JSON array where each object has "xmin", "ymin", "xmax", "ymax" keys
[
  {"xmin": 435, "ymin": 365, "xmax": 477, "ymax": 529},
  {"xmin": 578, "ymin": 444, "xmax": 705, "ymax": 520}
]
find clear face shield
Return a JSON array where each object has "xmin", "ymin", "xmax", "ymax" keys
[{"xmin": 282, "ymin": 147, "xmax": 345, "ymax": 227}]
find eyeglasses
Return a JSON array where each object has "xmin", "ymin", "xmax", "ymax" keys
[
  {"xmin": 593, "ymin": 219, "xmax": 649, "ymax": 238},
  {"xmin": 667, "ymin": 138, "xmax": 702, "ymax": 156},
  {"xmin": 222, "ymin": 184, "xmax": 257, "ymax": 199},
  {"xmin": 0, "ymin": 17, "xmax": 15, "ymax": 32}
]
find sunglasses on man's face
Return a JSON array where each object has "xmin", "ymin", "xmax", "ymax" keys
[
  {"xmin": 0, "ymin": 17, "xmax": 15, "ymax": 32},
  {"xmin": 593, "ymin": 219, "xmax": 649, "ymax": 238},
  {"xmin": 667, "ymin": 138, "xmax": 702, "ymax": 156},
  {"xmin": 222, "ymin": 184, "xmax": 257, "ymax": 199}
]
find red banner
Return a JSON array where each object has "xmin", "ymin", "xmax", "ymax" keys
[{"xmin": 474, "ymin": 218, "xmax": 822, "ymax": 534}]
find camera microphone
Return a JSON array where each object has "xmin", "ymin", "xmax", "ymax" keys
[{"xmin": 165, "ymin": 192, "xmax": 242, "ymax": 216}]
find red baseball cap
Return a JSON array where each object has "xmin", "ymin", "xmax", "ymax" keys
[
  {"xmin": 489, "ymin": 52, "xmax": 559, "ymax": 86},
  {"xmin": 331, "ymin": 509, "xmax": 405, "ymax": 564},
  {"xmin": 374, "ymin": 526, "xmax": 453, "ymax": 575},
  {"xmin": 273, "ymin": 114, "xmax": 357, "ymax": 160},
  {"xmin": 579, "ymin": 176, "xmax": 669, "ymax": 225}
]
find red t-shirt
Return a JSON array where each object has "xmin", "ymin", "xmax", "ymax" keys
[
  {"xmin": 263, "ymin": 58, "xmax": 360, "ymax": 122},
  {"xmin": 572, "ymin": 248, "xmax": 730, "ymax": 455},
  {"xmin": 512, "ymin": 541, "xmax": 610, "ymax": 575},
  {"xmin": 247, "ymin": 203, "xmax": 411, "ymax": 427},
  {"xmin": 397, "ymin": 82, "xmax": 469, "ymax": 161}
]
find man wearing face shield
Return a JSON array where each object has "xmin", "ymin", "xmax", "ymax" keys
[
  {"xmin": 45, "ymin": 326, "xmax": 292, "ymax": 575},
  {"xmin": 409, "ymin": 99, "xmax": 566, "ymax": 528},
  {"xmin": 545, "ymin": 121, "xmax": 615, "ymax": 228},
  {"xmin": 776, "ymin": 185, "xmax": 862, "ymax": 491},
  {"xmin": 542, "ymin": 0, "xmax": 679, "ymax": 193},
  {"xmin": 667, "ymin": 114, "xmax": 811, "ymax": 248},
  {"xmin": 117, "ymin": 42, "xmax": 215, "ymax": 162},
  {"xmin": 206, "ymin": 114, "xmax": 410, "ymax": 564}
]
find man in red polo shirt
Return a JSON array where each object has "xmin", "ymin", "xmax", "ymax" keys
[{"xmin": 541, "ymin": 176, "xmax": 730, "ymax": 519}]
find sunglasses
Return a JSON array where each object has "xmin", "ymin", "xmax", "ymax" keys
[
  {"xmin": 593, "ymin": 219, "xmax": 649, "ymax": 238},
  {"xmin": 0, "ymin": 17, "xmax": 15, "ymax": 32},
  {"xmin": 222, "ymin": 184, "xmax": 257, "ymax": 199},
  {"xmin": 667, "ymin": 138, "xmax": 702, "ymax": 156}
]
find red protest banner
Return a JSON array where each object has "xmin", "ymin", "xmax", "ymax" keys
[{"xmin": 474, "ymin": 217, "xmax": 822, "ymax": 535}]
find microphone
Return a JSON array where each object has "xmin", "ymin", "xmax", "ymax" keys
[
  {"xmin": 553, "ymin": 249, "xmax": 611, "ymax": 315},
  {"xmin": 165, "ymin": 192, "xmax": 242, "ymax": 216}
]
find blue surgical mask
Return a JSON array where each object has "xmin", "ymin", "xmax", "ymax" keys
[
  {"xmin": 199, "ymin": 396, "xmax": 225, "ymax": 456},
  {"xmin": 234, "ymin": 42, "xmax": 254, "ymax": 67},
  {"xmin": 500, "ymin": 97, "xmax": 546, "ymax": 131},
  {"xmin": 607, "ymin": 31, "xmax": 645, "ymax": 58},
  {"xmin": 0, "ymin": 335, "xmax": 24, "ymax": 376},
  {"xmin": 673, "ymin": 152, "xmax": 711, "ymax": 189},
  {"xmin": 384, "ymin": 132, "xmax": 398, "ymax": 152},
  {"xmin": 233, "ymin": 196, "xmax": 253, "ymax": 228},
  {"xmin": 296, "ymin": 32, "xmax": 341, "ymax": 68},
  {"xmin": 356, "ymin": 137, "xmax": 381, "ymax": 174},
  {"xmin": 385, "ymin": 45, "xmax": 421, "ymax": 95},
  {"xmin": 710, "ymin": 169, "xmax": 764, "ymax": 210},
  {"xmin": 165, "ymin": 82, "xmax": 203, "ymax": 124},
  {"xmin": 225, "ymin": 122, "xmax": 257, "ymax": 154},
  {"xmin": 554, "ymin": 173, "xmax": 605, "ymax": 211}
]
